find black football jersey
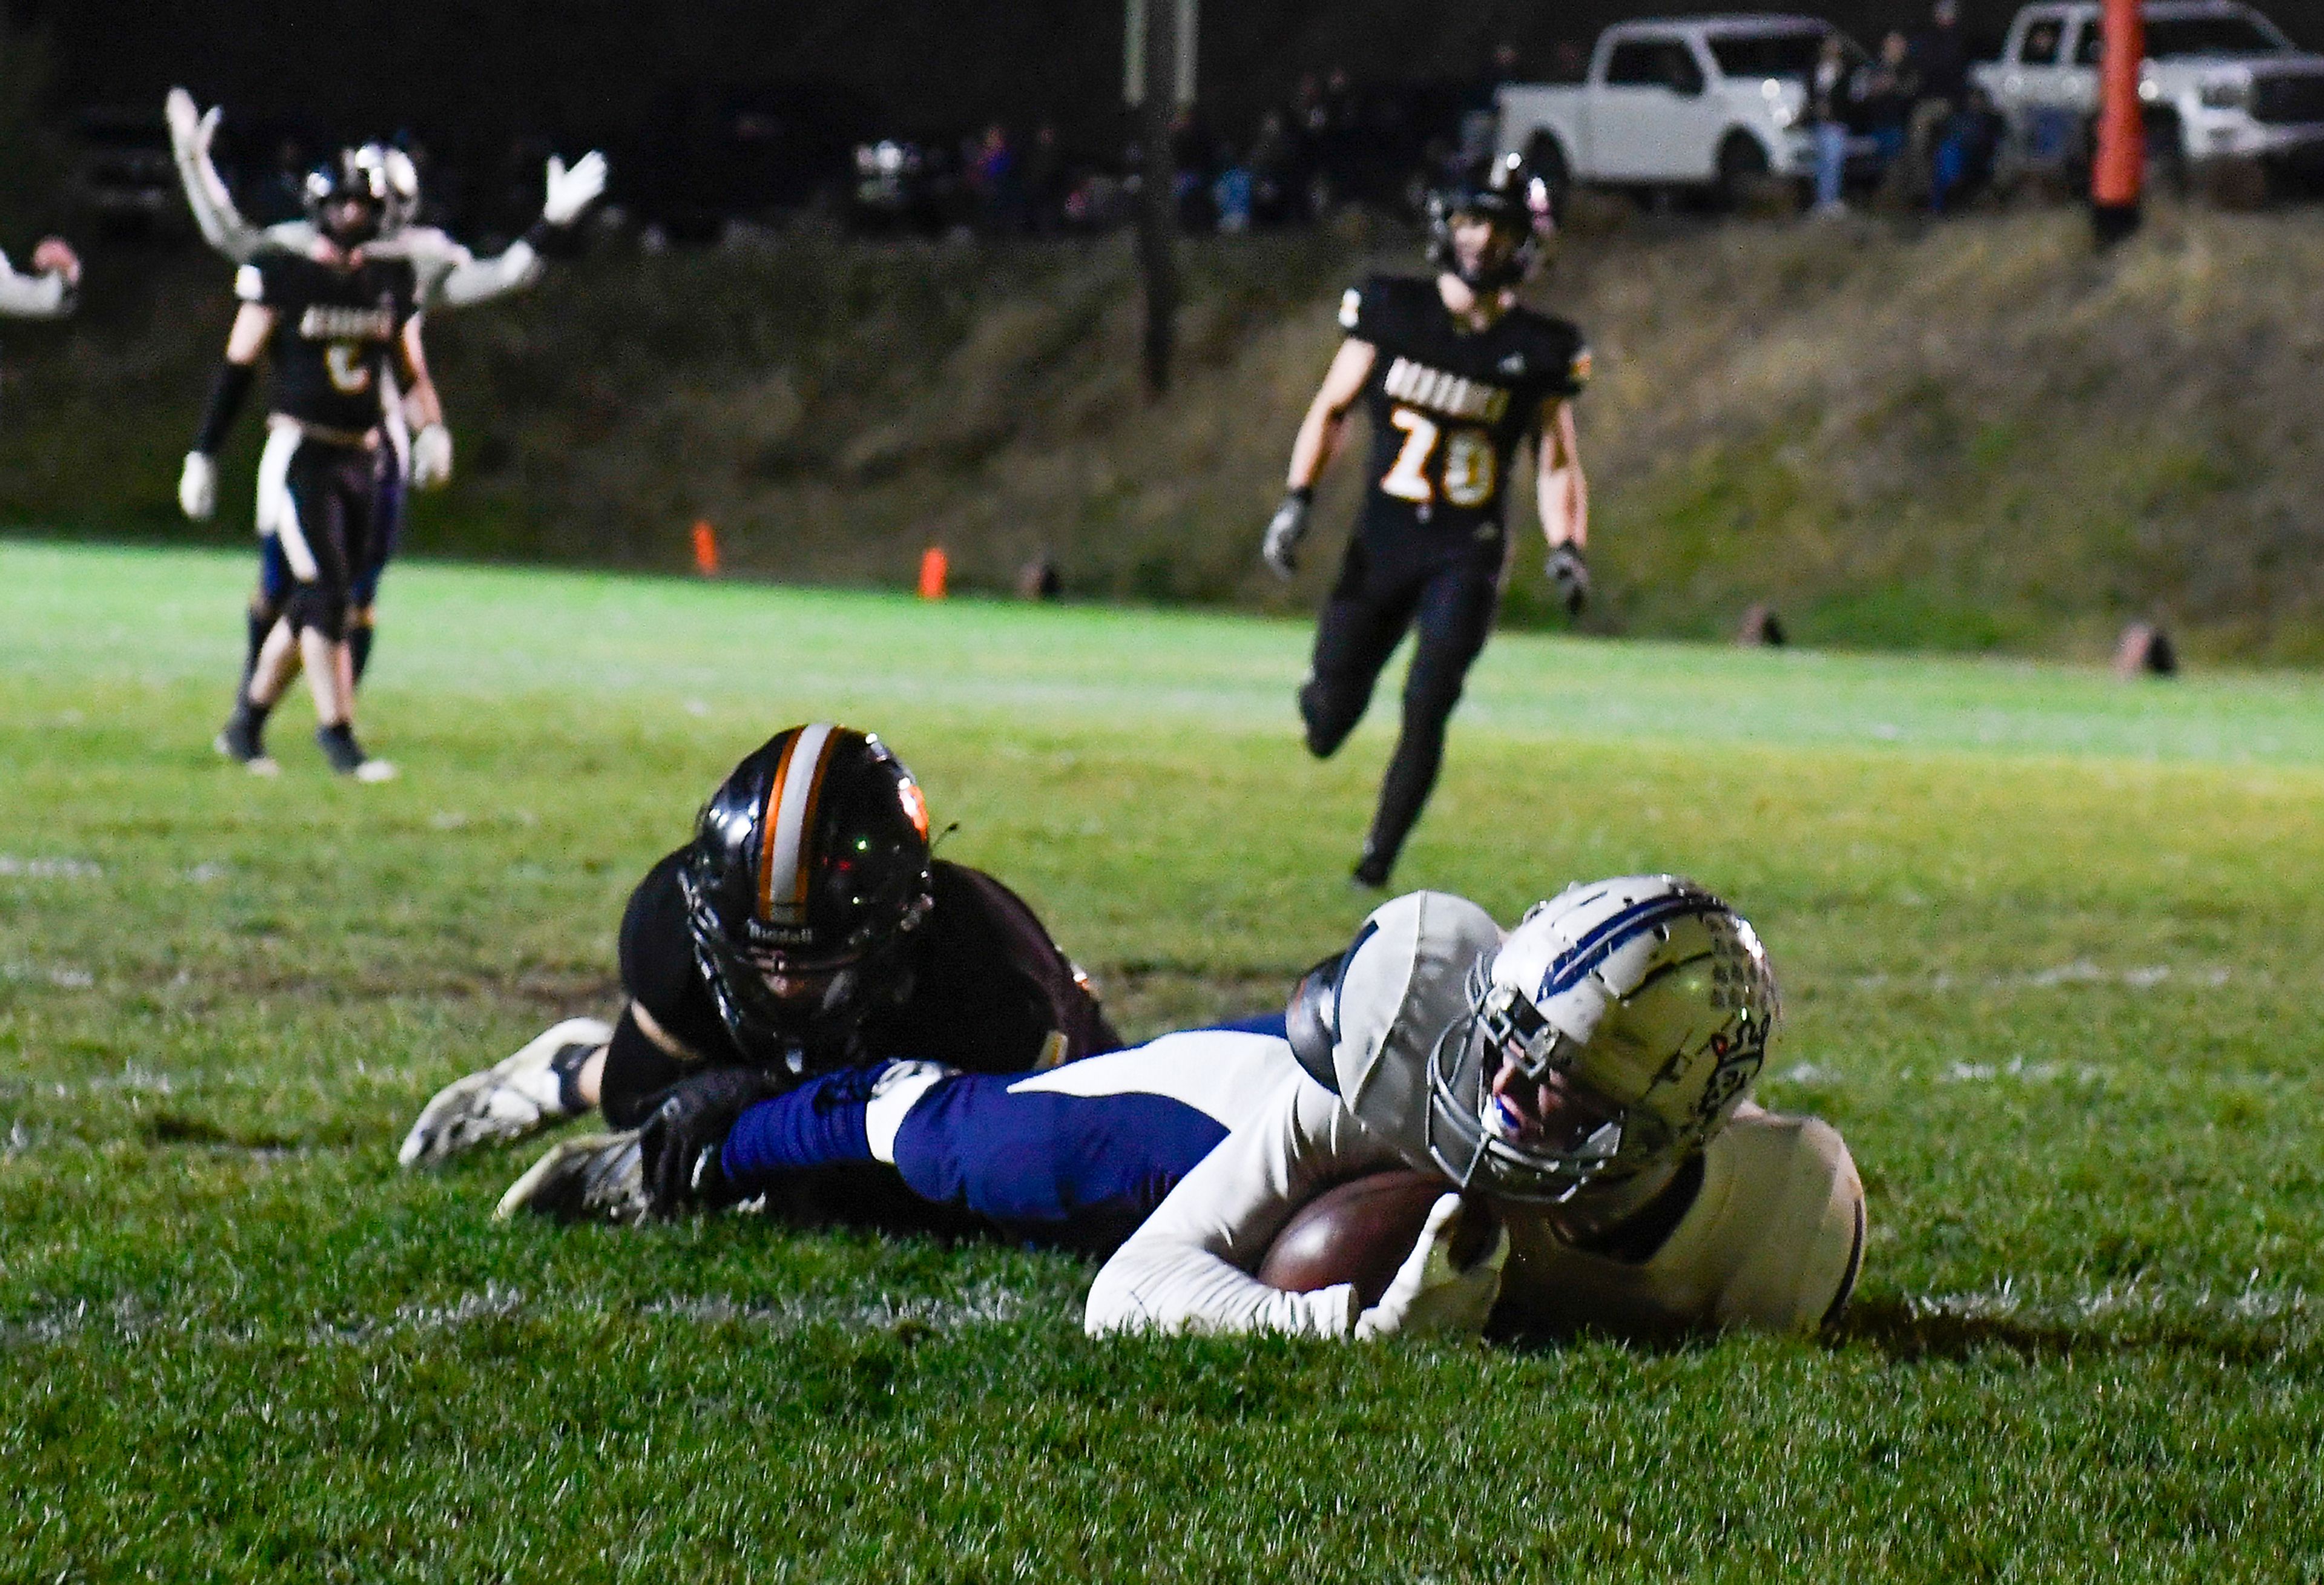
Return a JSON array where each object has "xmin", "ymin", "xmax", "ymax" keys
[
  {"xmin": 616, "ymin": 850, "xmax": 1120, "ymax": 1080},
  {"xmin": 1339, "ymin": 274, "xmax": 1590, "ymax": 543},
  {"xmin": 236, "ymin": 252, "xmax": 418, "ymax": 436}
]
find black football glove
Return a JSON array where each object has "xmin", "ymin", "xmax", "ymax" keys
[
  {"xmin": 1261, "ymin": 490, "xmax": 1313, "ymax": 580},
  {"xmin": 637, "ymin": 1067, "xmax": 789, "ymax": 1218},
  {"xmin": 1545, "ymin": 543, "xmax": 1590, "ymax": 617}
]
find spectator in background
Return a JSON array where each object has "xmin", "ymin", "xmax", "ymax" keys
[
  {"xmin": 1931, "ymin": 85, "xmax": 2005, "ymax": 212},
  {"xmin": 1907, "ymin": 0, "xmax": 1969, "ymax": 206},
  {"xmin": 1248, "ymin": 110, "xmax": 1298, "ymax": 227},
  {"xmin": 1859, "ymin": 32, "xmax": 1919, "ymax": 176},
  {"xmin": 1213, "ymin": 145, "xmax": 1254, "ymax": 234},
  {"xmin": 1809, "ymin": 32, "xmax": 1854, "ymax": 215},
  {"xmin": 1550, "ymin": 39, "xmax": 1589, "ymax": 84},
  {"xmin": 1023, "ymin": 123, "xmax": 1066, "ymax": 235},
  {"xmin": 968, "ymin": 123, "xmax": 1022, "ymax": 234}
]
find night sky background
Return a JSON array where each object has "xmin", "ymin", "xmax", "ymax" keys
[{"xmin": 31, "ymin": 0, "xmax": 2230, "ymax": 155}]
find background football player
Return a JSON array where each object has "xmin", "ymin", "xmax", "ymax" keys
[
  {"xmin": 165, "ymin": 90, "xmax": 606, "ymax": 708},
  {"xmin": 178, "ymin": 148, "xmax": 441, "ymax": 779},
  {"xmin": 1085, "ymin": 878, "xmax": 1865, "ymax": 1340},
  {"xmin": 0, "ymin": 235, "xmax": 81, "ymax": 320},
  {"xmin": 401, "ymin": 724, "xmax": 1124, "ymax": 1218},
  {"xmin": 1262, "ymin": 155, "xmax": 1591, "ymax": 890}
]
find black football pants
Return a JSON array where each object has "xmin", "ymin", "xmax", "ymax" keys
[
  {"xmin": 274, "ymin": 437, "xmax": 380, "ymax": 643},
  {"xmin": 1299, "ymin": 531, "xmax": 1505, "ymax": 873}
]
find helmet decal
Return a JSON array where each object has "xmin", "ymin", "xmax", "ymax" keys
[
  {"xmin": 1536, "ymin": 890, "xmax": 1722, "ymax": 1003},
  {"xmin": 755, "ymin": 721, "xmax": 840, "ymax": 925},
  {"xmin": 897, "ymin": 776, "xmax": 930, "ymax": 840}
]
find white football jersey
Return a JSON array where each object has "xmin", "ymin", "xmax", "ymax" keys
[{"xmin": 1085, "ymin": 1074, "xmax": 1862, "ymax": 1339}]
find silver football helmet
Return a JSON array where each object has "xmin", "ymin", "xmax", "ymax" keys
[
  {"xmin": 350, "ymin": 143, "xmax": 420, "ymax": 236},
  {"xmin": 1426, "ymin": 875, "xmax": 1777, "ymax": 1203}
]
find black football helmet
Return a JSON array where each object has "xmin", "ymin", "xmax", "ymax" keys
[
  {"xmin": 680, "ymin": 724, "xmax": 936, "ymax": 1072},
  {"xmin": 304, "ymin": 146, "xmax": 392, "ymax": 248},
  {"xmin": 1426, "ymin": 153, "xmax": 1555, "ymax": 290}
]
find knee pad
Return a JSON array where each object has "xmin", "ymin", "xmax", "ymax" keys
[{"xmin": 287, "ymin": 583, "xmax": 349, "ymax": 643}]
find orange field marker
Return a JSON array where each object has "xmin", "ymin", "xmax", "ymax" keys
[
  {"xmin": 692, "ymin": 520, "xmax": 720, "ymax": 577},
  {"xmin": 917, "ymin": 546, "xmax": 949, "ymax": 600}
]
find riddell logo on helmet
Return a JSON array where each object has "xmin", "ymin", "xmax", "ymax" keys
[{"xmin": 746, "ymin": 919, "xmax": 818, "ymax": 947}]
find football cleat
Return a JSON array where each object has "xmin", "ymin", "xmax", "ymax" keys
[
  {"xmin": 214, "ymin": 706, "xmax": 280, "ymax": 776},
  {"xmin": 494, "ymin": 1131, "xmax": 646, "ymax": 1223},
  {"xmin": 399, "ymin": 1017, "xmax": 611, "ymax": 1167},
  {"xmin": 317, "ymin": 724, "xmax": 395, "ymax": 781}
]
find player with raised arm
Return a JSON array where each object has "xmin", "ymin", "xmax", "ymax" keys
[
  {"xmin": 398, "ymin": 724, "xmax": 1127, "ymax": 1221},
  {"xmin": 1263, "ymin": 155, "xmax": 1591, "ymax": 890},
  {"xmin": 180, "ymin": 149, "xmax": 439, "ymax": 779},
  {"xmin": 1085, "ymin": 879, "xmax": 1864, "ymax": 1341},
  {"xmin": 0, "ymin": 235, "xmax": 81, "ymax": 320},
  {"xmin": 165, "ymin": 90, "xmax": 606, "ymax": 706}
]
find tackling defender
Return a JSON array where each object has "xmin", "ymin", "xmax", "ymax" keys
[
  {"xmin": 180, "ymin": 150, "xmax": 441, "ymax": 779},
  {"xmin": 557, "ymin": 873, "xmax": 1862, "ymax": 1343},
  {"xmin": 1263, "ymin": 156, "xmax": 1592, "ymax": 890},
  {"xmin": 401, "ymin": 724, "xmax": 1123, "ymax": 1216},
  {"xmin": 0, "ymin": 236, "xmax": 80, "ymax": 320},
  {"xmin": 166, "ymin": 90, "xmax": 606, "ymax": 719}
]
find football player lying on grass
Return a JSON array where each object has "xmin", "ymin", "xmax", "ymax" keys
[
  {"xmin": 1085, "ymin": 878, "xmax": 1864, "ymax": 1339},
  {"xmin": 401, "ymin": 724, "xmax": 1120, "ymax": 1216},
  {"xmin": 523, "ymin": 876, "xmax": 1862, "ymax": 1342}
]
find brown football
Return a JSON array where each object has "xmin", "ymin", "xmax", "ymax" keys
[{"xmin": 1255, "ymin": 1169, "xmax": 1499, "ymax": 1309}]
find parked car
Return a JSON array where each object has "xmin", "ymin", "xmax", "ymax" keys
[
  {"xmin": 1972, "ymin": 1, "xmax": 2324, "ymax": 180},
  {"xmin": 1495, "ymin": 16, "xmax": 1862, "ymax": 206}
]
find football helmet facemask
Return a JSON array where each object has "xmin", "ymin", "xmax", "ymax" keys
[
  {"xmin": 680, "ymin": 724, "xmax": 934, "ymax": 1073},
  {"xmin": 305, "ymin": 147, "xmax": 392, "ymax": 248},
  {"xmin": 1426, "ymin": 875, "xmax": 1777, "ymax": 1203},
  {"xmin": 361, "ymin": 143, "xmax": 422, "ymax": 236},
  {"xmin": 1426, "ymin": 152, "xmax": 1555, "ymax": 291}
]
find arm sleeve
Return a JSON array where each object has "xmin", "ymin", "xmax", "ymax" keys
[
  {"xmin": 1083, "ymin": 1077, "xmax": 1406, "ymax": 1337},
  {"xmin": 0, "ymin": 254, "xmax": 73, "ymax": 319},
  {"xmin": 432, "ymin": 235, "xmax": 541, "ymax": 309},
  {"xmin": 169, "ymin": 113, "xmax": 267, "ymax": 264}
]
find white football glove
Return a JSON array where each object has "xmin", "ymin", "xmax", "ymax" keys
[
  {"xmin": 164, "ymin": 88, "xmax": 214, "ymax": 160},
  {"xmin": 410, "ymin": 423, "xmax": 453, "ymax": 490},
  {"xmin": 399, "ymin": 1016, "xmax": 611, "ymax": 1167},
  {"xmin": 1353, "ymin": 1193, "xmax": 1509, "ymax": 1340},
  {"xmin": 542, "ymin": 151, "xmax": 608, "ymax": 228},
  {"xmin": 1261, "ymin": 491, "xmax": 1312, "ymax": 580},
  {"xmin": 178, "ymin": 452, "xmax": 217, "ymax": 521}
]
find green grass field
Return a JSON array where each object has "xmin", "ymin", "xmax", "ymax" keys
[{"xmin": 5, "ymin": 539, "xmax": 2323, "ymax": 1581}]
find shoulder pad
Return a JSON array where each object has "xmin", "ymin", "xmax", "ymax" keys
[
  {"xmin": 1338, "ymin": 274, "xmax": 1416, "ymax": 342},
  {"xmin": 1525, "ymin": 313, "xmax": 1591, "ymax": 395}
]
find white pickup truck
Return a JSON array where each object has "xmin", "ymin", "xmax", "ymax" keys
[
  {"xmin": 1971, "ymin": 1, "xmax": 2324, "ymax": 173},
  {"xmin": 1495, "ymin": 16, "xmax": 1851, "ymax": 205}
]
